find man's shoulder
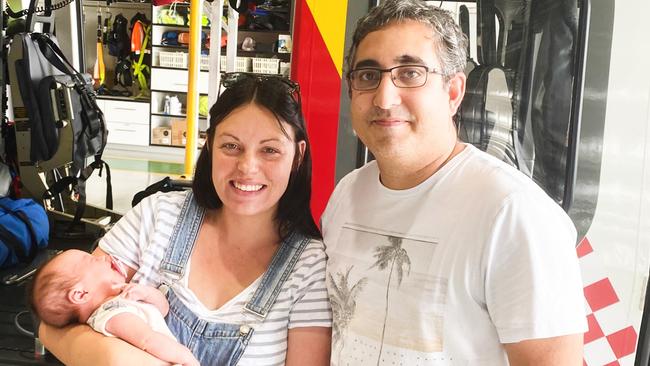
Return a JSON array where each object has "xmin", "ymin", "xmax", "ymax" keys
[
  {"xmin": 446, "ymin": 146, "xmax": 564, "ymax": 216},
  {"xmin": 340, "ymin": 160, "xmax": 379, "ymax": 185},
  {"xmin": 461, "ymin": 147, "xmax": 542, "ymax": 193},
  {"xmin": 328, "ymin": 161, "xmax": 379, "ymax": 200}
]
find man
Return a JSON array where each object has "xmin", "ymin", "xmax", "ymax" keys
[{"xmin": 321, "ymin": 0, "xmax": 587, "ymax": 365}]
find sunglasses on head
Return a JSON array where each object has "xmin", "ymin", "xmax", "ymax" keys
[{"xmin": 220, "ymin": 72, "xmax": 301, "ymax": 102}]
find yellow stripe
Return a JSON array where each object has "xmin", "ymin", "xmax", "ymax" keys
[{"xmin": 306, "ymin": 0, "xmax": 348, "ymax": 77}]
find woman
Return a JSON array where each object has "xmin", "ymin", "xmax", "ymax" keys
[{"xmin": 40, "ymin": 73, "xmax": 332, "ymax": 365}]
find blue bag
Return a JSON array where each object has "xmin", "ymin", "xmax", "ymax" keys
[{"xmin": 0, "ymin": 197, "xmax": 49, "ymax": 268}]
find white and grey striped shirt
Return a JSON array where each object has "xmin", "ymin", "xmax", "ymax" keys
[{"xmin": 99, "ymin": 191, "xmax": 332, "ymax": 365}]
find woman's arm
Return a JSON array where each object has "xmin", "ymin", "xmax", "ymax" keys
[
  {"xmin": 106, "ymin": 312, "xmax": 199, "ymax": 366},
  {"xmin": 39, "ymin": 322, "xmax": 168, "ymax": 366},
  {"xmin": 93, "ymin": 247, "xmax": 137, "ymax": 281},
  {"xmin": 41, "ymin": 250, "xmax": 161, "ymax": 365},
  {"xmin": 285, "ymin": 327, "xmax": 331, "ymax": 366}
]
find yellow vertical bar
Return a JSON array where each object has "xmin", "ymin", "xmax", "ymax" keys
[{"xmin": 184, "ymin": 0, "xmax": 203, "ymax": 177}]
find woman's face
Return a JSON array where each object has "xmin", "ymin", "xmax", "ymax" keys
[{"xmin": 211, "ymin": 103, "xmax": 306, "ymax": 218}]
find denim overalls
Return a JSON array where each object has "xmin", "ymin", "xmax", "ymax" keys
[{"xmin": 158, "ymin": 191, "xmax": 310, "ymax": 365}]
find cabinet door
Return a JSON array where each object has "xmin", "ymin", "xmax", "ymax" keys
[
  {"xmin": 108, "ymin": 122, "xmax": 151, "ymax": 146},
  {"xmin": 151, "ymin": 68, "xmax": 209, "ymax": 94},
  {"xmin": 100, "ymin": 100, "xmax": 151, "ymax": 146},
  {"xmin": 103, "ymin": 100, "xmax": 150, "ymax": 125}
]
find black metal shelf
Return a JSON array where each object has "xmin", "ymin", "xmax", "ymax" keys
[
  {"xmin": 151, "ymin": 65, "xmax": 210, "ymax": 72},
  {"xmin": 150, "ymin": 88, "xmax": 208, "ymax": 96},
  {"xmin": 151, "ymin": 143, "xmax": 205, "ymax": 149},
  {"xmin": 152, "ymin": 44, "xmax": 211, "ymax": 51},
  {"xmin": 152, "ymin": 23, "xmax": 210, "ymax": 30},
  {"xmin": 238, "ymin": 28, "xmax": 290, "ymax": 35},
  {"xmin": 151, "ymin": 112, "xmax": 207, "ymax": 119}
]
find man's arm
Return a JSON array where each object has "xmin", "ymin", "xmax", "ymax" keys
[
  {"xmin": 285, "ymin": 327, "xmax": 331, "ymax": 366},
  {"xmin": 106, "ymin": 312, "xmax": 199, "ymax": 366},
  {"xmin": 39, "ymin": 322, "xmax": 167, "ymax": 366},
  {"xmin": 504, "ymin": 334, "xmax": 583, "ymax": 366}
]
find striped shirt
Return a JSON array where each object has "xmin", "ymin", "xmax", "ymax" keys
[{"xmin": 99, "ymin": 191, "xmax": 332, "ymax": 365}]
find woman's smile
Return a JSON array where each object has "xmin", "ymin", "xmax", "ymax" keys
[{"xmin": 231, "ymin": 181, "xmax": 266, "ymax": 193}]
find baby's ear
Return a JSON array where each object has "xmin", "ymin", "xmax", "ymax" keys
[{"xmin": 67, "ymin": 285, "xmax": 90, "ymax": 305}]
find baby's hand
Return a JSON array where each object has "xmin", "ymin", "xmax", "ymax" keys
[
  {"xmin": 179, "ymin": 346, "xmax": 200, "ymax": 366},
  {"xmin": 119, "ymin": 283, "xmax": 150, "ymax": 302}
]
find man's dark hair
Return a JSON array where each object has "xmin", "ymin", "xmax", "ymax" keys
[
  {"xmin": 192, "ymin": 77, "xmax": 321, "ymax": 240},
  {"xmin": 346, "ymin": 0, "xmax": 468, "ymax": 82}
]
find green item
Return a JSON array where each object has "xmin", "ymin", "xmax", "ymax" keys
[
  {"xmin": 132, "ymin": 23, "xmax": 151, "ymax": 97},
  {"xmin": 158, "ymin": 4, "xmax": 185, "ymax": 25},
  {"xmin": 199, "ymin": 95, "xmax": 209, "ymax": 117}
]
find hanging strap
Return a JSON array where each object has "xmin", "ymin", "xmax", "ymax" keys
[
  {"xmin": 132, "ymin": 23, "xmax": 151, "ymax": 93},
  {"xmin": 42, "ymin": 159, "xmax": 113, "ymax": 229},
  {"xmin": 31, "ymin": 35, "xmax": 113, "ymax": 227},
  {"xmin": 6, "ymin": 0, "xmax": 72, "ymax": 19},
  {"xmin": 33, "ymin": 34, "xmax": 104, "ymax": 140}
]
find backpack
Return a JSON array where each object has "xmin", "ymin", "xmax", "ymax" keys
[
  {"xmin": 107, "ymin": 14, "xmax": 130, "ymax": 58},
  {"xmin": 10, "ymin": 32, "xmax": 113, "ymax": 225},
  {"xmin": 0, "ymin": 197, "xmax": 49, "ymax": 269},
  {"xmin": 114, "ymin": 58, "xmax": 133, "ymax": 87}
]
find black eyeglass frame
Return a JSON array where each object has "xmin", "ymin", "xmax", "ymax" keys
[{"xmin": 347, "ymin": 64, "xmax": 446, "ymax": 91}]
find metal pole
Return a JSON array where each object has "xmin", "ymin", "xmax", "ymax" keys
[{"xmin": 184, "ymin": 0, "xmax": 203, "ymax": 177}]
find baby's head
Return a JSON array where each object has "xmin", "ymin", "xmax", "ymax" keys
[{"xmin": 27, "ymin": 249, "xmax": 128, "ymax": 327}]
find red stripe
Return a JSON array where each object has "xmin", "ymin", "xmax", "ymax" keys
[
  {"xmin": 606, "ymin": 326, "xmax": 637, "ymax": 359},
  {"xmin": 584, "ymin": 278, "xmax": 619, "ymax": 312},
  {"xmin": 292, "ymin": 0, "xmax": 341, "ymax": 223},
  {"xmin": 584, "ymin": 313, "xmax": 604, "ymax": 344},
  {"xmin": 577, "ymin": 237, "xmax": 594, "ymax": 258}
]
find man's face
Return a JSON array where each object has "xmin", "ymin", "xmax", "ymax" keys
[{"xmin": 349, "ymin": 20, "xmax": 465, "ymax": 169}]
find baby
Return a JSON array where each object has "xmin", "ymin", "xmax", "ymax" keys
[{"xmin": 27, "ymin": 249, "xmax": 199, "ymax": 366}]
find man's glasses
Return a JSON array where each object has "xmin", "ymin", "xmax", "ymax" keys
[
  {"xmin": 220, "ymin": 72, "xmax": 301, "ymax": 103},
  {"xmin": 347, "ymin": 65, "xmax": 445, "ymax": 91}
]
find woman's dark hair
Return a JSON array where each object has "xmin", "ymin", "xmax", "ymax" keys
[{"xmin": 192, "ymin": 75, "xmax": 321, "ymax": 240}]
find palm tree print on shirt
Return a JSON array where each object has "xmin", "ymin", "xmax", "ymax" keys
[
  {"xmin": 370, "ymin": 235, "xmax": 411, "ymax": 366},
  {"xmin": 329, "ymin": 266, "xmax": 368, "ymax": 366}
]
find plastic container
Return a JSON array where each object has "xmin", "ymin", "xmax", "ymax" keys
[
  {"xmin": 159, "ymin": 51, "xmax": 188, "ymax": 68},
  {"xmin": 220, "ymin": 56, "xmax": 252, "ymax": 72},
  {"xmin": 252, "ymin": 58, "xmax": 280, "ymax": 74}
]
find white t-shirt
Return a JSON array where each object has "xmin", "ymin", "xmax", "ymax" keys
[
  {"xmin": 87, "ymin": 295, "xmax": 176, "ymax": 340},
  {"xmin": 322, "ymin": 144, "xmax": 587, "ymax": 366},
  {"xmin": 99, "ymin": 191, "xmax": 332, "ymax": 366}
]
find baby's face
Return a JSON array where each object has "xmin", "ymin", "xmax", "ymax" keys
[{"xmin": 51, "ymin": 249, "xmax": 127, "ymax": 290}]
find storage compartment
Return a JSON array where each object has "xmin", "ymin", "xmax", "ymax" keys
[
  {"xmin": 151, "ymin": 68, "xmax": 210, "ymax": 94},
  {"xmin": 152, "ymin": 126, "xmax": 172, "ymax": 145},
  {"xmin": 107, "ymin": 121, "xmax": 150, "ymax": 146},
  {"xmin": 252, "ymin": 58, "xmax": 280, "ymax": 74},
  {"xmin": 158, "ymin": 51, "xmax": 188, "ymax": 68},
  {"xmin": 220, "ymin": 56, "xmax": 252, "ymax": 72}
]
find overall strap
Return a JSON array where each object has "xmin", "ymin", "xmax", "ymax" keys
[
  {"xmin": 244, "ymin": 230, "xmax": 311, "ymax": 319},
  {"xmin": 160, "ymin": 191, "xmax": 204, "ymax": 280}
]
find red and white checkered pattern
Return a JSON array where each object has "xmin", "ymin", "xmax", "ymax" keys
[{"xmin": 579, "ymin": 238, "xmax": 637, "ymax": 366}]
